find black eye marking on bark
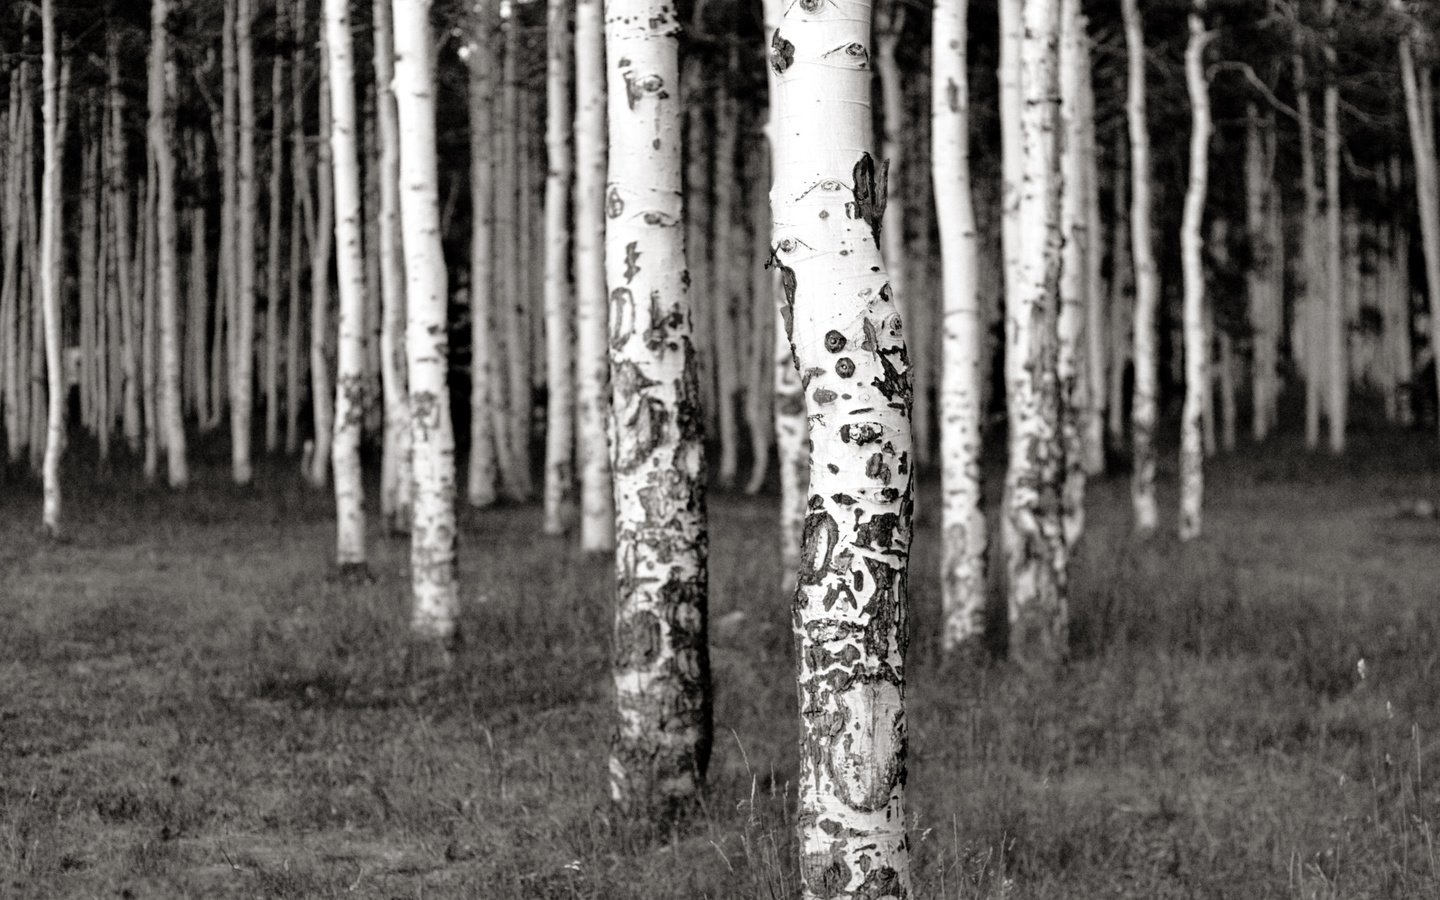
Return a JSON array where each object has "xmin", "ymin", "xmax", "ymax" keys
[
  {"xmin": 835, "ymin": 357, "xmax": 855, "ymax": 378},
  {"xmin": 777, "ymin": 263, "xmax": 798, "ymax": 344},
  {"xmin": 606, "ymin": 187, "xmax": 624, "ymax": 219},
  {"xmin": 840, "ymin": 422, "xmax": 883, "ymax": 445},
  {"xmin": 609, "ymin": 287, "xmax": 634, "ymax": 349},
  {"xmin": 822, "ymin": 41, "xmax": 869, "ymax": 67},
  {"xmin": 622, "ymin": 71, "xmax": 645, "ymax": 109},
  {"xmin": 771, "ymin": 30, "xmax": 795, "ymax": 75},
  {"xmin": 798, "ymin": 507, "xmax": 839, "ymax": 586},
  {"xmin": 946, "ymin": 77, "xmax": 959, "ymax": 113},
  {"xmin": 824, "ymin": 330, "xmax": 846, "ymax": 352},
  {"xmin": 848, "ymin": 153, "xmax": 888, "ymax": 247},
  {"xmin": 813, "ymin": 387, "xmax": 837, "ymax": 405},
  {"xmin": 624, "ymin": 241, "xmax": 641, "ymax": 283}
]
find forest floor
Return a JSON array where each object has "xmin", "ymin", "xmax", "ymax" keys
[{"xmin": 3, "ymin": 430, "xmax": 1440, "ymax": 899}]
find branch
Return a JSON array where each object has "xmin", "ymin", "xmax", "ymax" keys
[{"xmin": 1210, "ymin": 60, "xmax": 1301, "ymax": 125}]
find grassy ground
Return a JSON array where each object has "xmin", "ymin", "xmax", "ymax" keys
[{"xmin": 3, "ymin": 431, "xmax": 1440, "ymax": 898}]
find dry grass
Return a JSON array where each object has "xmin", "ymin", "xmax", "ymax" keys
[{"xmin": 2, "ymin": 429, "xmax": 1439, "ymax": 898}]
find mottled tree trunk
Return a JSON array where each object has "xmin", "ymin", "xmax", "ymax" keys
[
  {"xmin": 605, "ymin": 0, "xmax": 711, "ymax": 817},
  {"xmin": 499, "ymin": 15, "xmax": 532, "ymax": 499},
  {"xmin": 711, "ymin": 79, "xmax": 742, "ymax": 487},
  {"xmin": 1077, "ymin": 26, "xmax": 1105, "ymax": 478},
  {"xmin": 1245, "ymin": 105, "xmax": 1277, "ymax": 442},
  {"xmin": 1178, "ymin": 8, "xmax": 1212, "ymax": 542},
  {"xmin": 227, "ymin": 0, "xmax": 257, "ymax": 483},
  {"xmin": 1057, "ymin": 0, "xmax": 1088, "ymax": 548},
  {"xmin": 542, "ymin": 0, "xmax": 577, "ymax": 534},
  {"xmin": 393, "ymin": 0, "xmax": 459, "ymax": 641},
  {"xmin": 771, "ymin": 3, "xmax": 914, "ymax": 895},
  {"xmin": 326, "ymin": 0, "xmax": 368, "ymax": 569},
  {"xmin": 39, "ymin": 0, "xmax": 66, "ymax": 535},
  {"xmin": 574, "ymin": 0, "xmax": 615, "ymax": 549},
  {"xmin": 463, "ymin": 6, "xmax": 497, "ymax": 510},
  {"xmin": 1397, "ymin": 5, "xmax": 1440, "ymax": 440},
  {"xmin": 150, "ymin": 0, "xmax": 189, "ymax": 488},
  {"xmin": 1121, "ymin": 0, "xmax": 1158, "ymax": 535},
  {"xmin": 935, "ymin": 0, "xmax": 987, "ymax": 655}
]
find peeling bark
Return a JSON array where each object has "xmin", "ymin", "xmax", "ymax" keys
[
  {"xmin": 772, "ymin": 4, "xmax": 914, "ymax": 895},
  {"xmin": 605, "ymin": 0, "xmax": 711, "ymax": 817}
]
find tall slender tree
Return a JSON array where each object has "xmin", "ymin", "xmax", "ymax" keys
[
  {"xmin": 327, "ymin": 0, "xmax": 368, "ymax": 570},
  {"xmin": 935, "ymin": 0, "xmax": 987, "ymax": 655},
  {"xmin": 574, "ymin": 0, "xmax": 615, "ymax": 551},
  {"xmin": 393, "ymin": 0, "xmax": 459, "ymax": 642},
  {"xmin": 150, "ymin": 0, "xmax": 189, "ymax": 488},
  {"xmin": 771, "ymin": 2, "xmax": 914, "ymax": 894},
  {"xmin": 1322, "ymin": 0, "xmax": 1346, "ymax": 453},
  {"xmin": 542, "ymin": 0, "xmax": 577, "ymax": 534},
  {"xmin": 465, "ymin": 2, "xmax": 498, "ymax": 511},
  {"xmin": 230, "ymin": 0, "xmax": 258, "ymax": 484},
  {"xmin": 1179, "ymin": 3, "xmax": 1213, "ymax": 541},
  {"xmin": 39, "ymin": 0, "xmax": 65, "ymax": 536},
  {"xmin": 1121, "ymin": 0, "xmax": 1158, "ymax": 535},
  {"xmin": 604, "ymin": 0, "xmax": 711, "ymax": 817}
]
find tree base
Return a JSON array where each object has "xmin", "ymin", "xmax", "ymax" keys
[{"xmin": 331, "ymin": 562, "xmax": 375, "ymax": 585}]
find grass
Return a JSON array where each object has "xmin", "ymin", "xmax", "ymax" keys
[{"xmin": 2, "ymin": 430, "xmax": 1440, "ymax": 898}]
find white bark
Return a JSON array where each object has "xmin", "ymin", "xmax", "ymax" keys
[
  {"xmin": 1178, "ymin": 9, "xmax": 1212, "ymax": 541},
  {"xmin": 1057, "ymin": 0, "xmax": 1087, "ymax": 548},
  {"xmin": 308, "ymin": 44, "xmax": 335, "ymax": 488},
  {"xmin": 1077, "ymin": 26, "xmax": 1104, "ymax": 477},
  {"xmin": 763, "ymin": 0, "xmax": 808, "ymax": 576},
  {"xmin": 771, "ymin": 4, "xmax": 913, "ymax": 895},
  {"xmin": 1397, "ymin": 4, "xmax": 1440, "ymax": 441},
  {"xmin": 39, "ymin": 0, "xmax": 64, "ymax": 535},
  {"xmin": 1121, "ymin": 0, "xmax": 1158, "ymax": 535},
  {"xmin": 499, "ymin": 16, "xmax": 532, "ymax": 499},
  {"xmin": 231, "ymin": 0, "xmax": 257, "ymax": 484},
  {"xmin": 542, "ymin": 0, "xmax": 577, "ymax": 534},
  {"xmin": 107, "ymin": 43, "xmax": 142, "ymax": 454},
  {"xmin": 574, "ymin": 0, "xmax": 615, "ymax": 550},
  {"xmin": 393, "ymin": 0, "xmax": 459, "ymax": 640},
  {"xmin": 605, "ymin": 0, "xmax": 711, "ymax": 815},
  {"xmin": 150, "ymin": 0, "xmax": 188, "ymax": 488},
  {"xmin": 327, "ymin": 0, "xmax": 368, "ymax": 569},
  {"xmin": 935, "ymin": 0, "xmax": 987, "ymax": 655},
  {"xmin": 265, "ymin": 3, "xmax": 286, "ymax": 456},
  {"xmin": 1004, "ymin": 0, "xmax": 1067, "ymax": 665}
]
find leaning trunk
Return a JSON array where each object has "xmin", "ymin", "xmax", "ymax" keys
[{"xmin": 1178, "ymin": 7, "xmax": 1212, "ymax": 541}]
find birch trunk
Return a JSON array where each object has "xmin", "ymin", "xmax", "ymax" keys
[
  {"xmin": 936, "ymin": 0, "xmax": 987, "ymax": 655},
  {"xmin": 712, "ymin": 82, "xmax": 742, "ymax": 487},
  {"xmin": 1057, "ymin": 0, "xmax": 1088, "ymax": 548},
  {"xmin": 500, "ymin": 15, "xmax": 532, "ymax": 499},
  {"xmin": 80, "ymin": 126, "xmax": 98, "ymax": 437},
  {"xmin": 229, "ymin": 0, "xmax": 258, "ymax": 483},
  {"xmin": 763, "ymin": 0, "xmax": 807, "ymax": 575},
  {"xmin": 393, "ymin": 0, "xmax": 459, "ymax": 641},
  {"xmin": 743, "ymin": 135, "xmax": 775, "ymax": 497},
  {"xmin": 1397, "ymin": 4, "xmax": 1440, "ymax": 440},
  {"xmin": 1322, "ymin": 0, "xmax": 1345, "ymax": 454},
  {"xmin": 772, "ymin": 3, "xmax": 914, "ymax": 893},
  {"xmin": 574, "ymin": 0, "xmax": 615, "ymax": 549},
  {"xmin": 286, "ymin": 0, "xmax": 309, "ymax": 456},
  {"xmin": 150, "ymin": 0, "xmax": 189, "ymax": 488},
  {"xmin": 142, "ymin": 167, "xmax": 159, "ymax": 482},
  {"xmin": 1178, "ymin": 8, "xmax": 1212, "ymax": 541},
  {"xmin": 326, "ymin": 0, "xmax": 368, "ymax": 569},
  {"xmin": 265, "ymin": 3, "xmax": 286, "ymax": 455},
  {"xmin": 605, "ymin": 0, "xmax": 711, "ymax": 817},
  {"xmin": 1, "ymin": 75, "xmax": 23, "ymax": 463},
  {"xmin": 463, "ymin": 8, "xmax": 496, "ymax": 510},
  {"xmin": 1385, "ymin": 154, "xmax": 1414, "ymax": 425},
  {"xmin": 1121, "ymin": 0, "xmax": 1158, "ymax": 535},
  {"xmin": 1245, "ymin": 105, "xmax": 1276, "ymax": 441},
  {"xmin": 308, "ymin": 43, "xmax": 336, "ymax": 488},
  {"xmin": 1077, "ymin": 27, "xmax": 1105, "ymax": 476},
  {"xmin": 371, "ymin": 0, "xmax": 412, "ymax": 526},
  {"xmin": 39, "ymin": 0, "xmax": 65, "ymax": 535},
  {"xmin": 542, "ymin": 0, "xmax": 577, "ymax": 534},
  {"xmin": 1296, "ymin": 50, "xmax": 1323, "ymax": 450}
]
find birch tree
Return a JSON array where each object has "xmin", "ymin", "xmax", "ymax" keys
[
  {"xmin": 542, "ymin": 0, "xmax": 577, "ymax": 534},
  {"xmin": 150, "ymin": 0, "xmax": 188, "ymax": 488},
  {"xmin": 1322, "ymin": 0, "xmax": 1346, "ymax": 453},
  {"xmin": 1245, "ymin": 105, "xmax": 1279, "ymax": 442},
  {"xmin": 327, "ymin": 0, "xmax": 368, "ymax": 570},
  {"xmin": 465, "ymin": 2, "xmax": 498, "ymax": 511},
  {"xmin": 1003, "ymin": 0, "xmax": 1067, "ymax": 665},
  {"xmin": 574, "ymin": 0, "xmax": 615, "ymax": 550},
  {"xmin": 393, "ymin": 0, "xmax": 460, "ymax": 642},
  {"xmin": 39, "ymin": 0, "xmax": 64, "ymax": 536},
  {"xmin": 1179, "ymin": 5, "xmax": 1213, "ymax": 541},
  {"xmin": 1057, "ymin": 0, "xmax": 1089, "ymax": 547},
  {"xmin": 1121, "ymin": 0, "xmax": 1159, "ymax": 535},
  {"xmin": 232, "ymin": 0, "xmax": 258, "ymax": 484},
  {"xmin": 771, "ymin": 2, "xmax": 914, "ymax": 893},
  {"xmin": 308, "ymin": 39, "xmax": 336, "ymax": 488},
  {"xmin": 604, "ymin": 0, "xmax": 711, "ymax": 817},
  {"xmin": 935, "ymin": 0, "xmax": 987, "ymax": 655}
]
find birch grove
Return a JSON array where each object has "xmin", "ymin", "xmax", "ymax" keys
[{"xmin": 771, "ymin": 2, "xmax": 914, "ymax": 893}]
